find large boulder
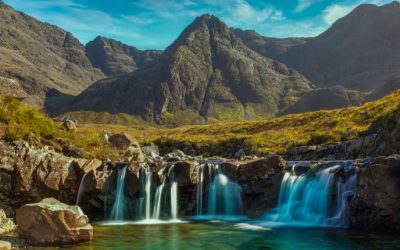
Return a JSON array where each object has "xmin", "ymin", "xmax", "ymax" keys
[
  {"xmin": 170, "ymin": 161, "xmax": 197, "ymax": 186},
  {"xmin": 221, "ymin": 155, "xmax": 286, "ymax": 217},
  {"xmin": 108, "ymin": 133, "xmax": 132, "ymax": 150},
  {"xmin": 16, "ymin": 198, "xmax": 93, "ymax": 245},
  {"xmin": 0, "ymin": 209, "xmax": 16, "ymax": 235},
  {"xmin": 349, "ymin": 156, "xmax": 400, "ymax": 230}
]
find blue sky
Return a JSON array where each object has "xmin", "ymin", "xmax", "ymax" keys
[{"xmin": 3, "ymin": 0, "xmax": 398, "ymax": 50}]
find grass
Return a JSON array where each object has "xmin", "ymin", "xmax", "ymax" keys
[
  {"xmin": 83, "ymin": 90, "xmax": 400, "ymax": 156},
  {"xmin": 1, "ymin": 89, "xmax": 399, "ymax": 159},
  {"xmin": 0, "ymin": 96, "xmax": 123, "ymax": 160}
]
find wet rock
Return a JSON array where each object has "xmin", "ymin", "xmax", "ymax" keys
[
  {"xmin": 237, "ymin": 156, "xmax": 285, "ymax": 181},
  {"xmin": 16, "ymin": 198, "xmax": 93, "ymax": 246},
  {"xmin": 124, "ymin": 167, "xmax": 140, "ymax": 198},
  {"xmin": 170, "ymin": 161, "xmax": 197, "ymax": 186},
  {"xmin": 349, "ymin": 156, "xmax": 400, "ymax": 230},
  {"xmin": 62, "ymin": 119, "xmax": 77, "ymax": 132},
  {"xmin": 0, "ymin": 241, "xmax": 11, "ymax": 250},
  {"xmin": 220, "ymin": 156, "xmax": 285, "ymax": 217},
  {"xmin": 0, "ymin": 209, "xmax": 16, "ymax": 235},
  {"xmin": 108, "ymin": 133, "xmax": 132, "ymax": 150}
]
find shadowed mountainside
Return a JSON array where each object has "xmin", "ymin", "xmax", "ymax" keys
[
  {"xmin": 0, "ymin": 2, "xmax": 104, "ymax": 108},
  {"xmin": 235, "ymin": 2, "xmax": 400, "ymax": 98},
  {"xmin": 85, "ymin": 36, "xmax": 162, "ymax": 77},
  {"xmin": 64, "ymin": 14, "xmax": 312, "ymax": 123}
]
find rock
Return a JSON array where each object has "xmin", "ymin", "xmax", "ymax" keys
[
  {"xmin": 221, "ymin": 156, "xmax": 286, "ymax": 217},
  {"xmin": 74, "ymin": 159, "xmax": 103, "ymax": 174},
  {"xmin": 0, "ymin": 209, "xmax": 16, "ymax": 235},
  {"xmin": 108, "ymin": 133, "xmax": 133, "ymax": 150},
  {"xmin": 16, "ymin": 198, "xmax": 93, "ymax": 245},
  {"xmin": 349, "ymin": 156, "xmax": 400, "ymax": 230},
  {"xmin": 124, "ymin": 143, "xmax": 144, "ymax": 162},
  {"xmin": 237, "ymin": 156, "xmax": 285, "ymax": 181},
  {"xmin": 141, "ymin": 143, "xmax": 159, "ymax": 157},
  {"xmin": 62, "ymin": 145, "xmax": 85, "ymax": 158},
  {"xmin": 62, "ymin": 120, "xmax": 77, "ymax": 132},
  {"xmin": 233, "ymin": 148, "xmax": 246, "ymax": 159},
  {"xmin": 170, "ymin": 161, "xmax": 197, "ymax": 186},
  {"xmin": 0, "ymin": 241, "xmax": 11, "ymax": 250}
]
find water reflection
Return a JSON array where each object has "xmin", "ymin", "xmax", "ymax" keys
[{"xmin": 30, "ymin": 222, "xmax": 400, "ymax": 250}]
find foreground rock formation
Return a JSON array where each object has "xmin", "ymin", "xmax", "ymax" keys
[
  {"xmin": 0, "ymin": 140, "xmax": 102, "ymax": 211},
  {"xmin": 349, "ymin": 156, "xmax": 400, "ymax": 230},
  {"xmin": 16, "ymin": 198, "xmax": 93, "ymax": 245}
]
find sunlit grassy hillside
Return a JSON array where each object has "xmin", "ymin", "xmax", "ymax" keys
[
  {"xmin": 0, "ymin": 89, "xmax": 399, "ymax": 158},
  {"xmin": 0, "ymin": 96, "xmax": 122, "ymax": 160},
  {"xmin": 84, "ymin": 90, "xmax": 400, "ymax": 156}
]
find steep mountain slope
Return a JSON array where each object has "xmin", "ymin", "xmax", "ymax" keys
[
  {"xmin": 65, "ymin": 14, "xmax": 312, "ymax": 123},
  {"xmin": 86, "ymin": 36, "xmax": 162, "ymax": 77},
  {"xmin": 235, "ymin": 2, "xmax": 400, "ymax": 96},
  {"xmin": 0, "ymin": 2, "xmax": 104, "ymax": 108},
  {"xmin": 280, "ymin": 87, "xmax": 365, "ymax": 115}
]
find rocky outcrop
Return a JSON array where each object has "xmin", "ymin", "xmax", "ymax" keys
[
  {"xmin": 16, "ymin": 198, "xmax": 93, "ymax": 245},
  {"xmin": 86, "ymin": 36, "xmax": 161, "ymax": 77},
  {"xmin": 221, "ymin": 156, "xmax": 286, "ymax": 216},
  {"xmin": 349, "ymin": 156, "xmax": 400, "ymax": 230},
  {"xmin": 0, "ymin": 140, "xmax": 103, "ymax": 212}
]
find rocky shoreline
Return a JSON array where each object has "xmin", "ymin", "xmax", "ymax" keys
[{"xmin": 0, "ymin": 135, "xmax": 400, "ymax": 247}]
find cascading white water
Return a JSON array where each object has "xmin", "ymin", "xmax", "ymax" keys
[
  {"xmin": 144, "ymin": 166, "xmax": 152, "ymax": 220},
  {"xmin": 170, "ymin": 182, "xmax": 178, "ymax": 219},
  {"xmin": 152, "ymin": 184, "xmax": 165, "ymax": 219},
  {"xmin": 110, "ymin": 166, "xmax": 127, "ymax": 220},
  {"xmin": 196, "ymin": 164, "xmax": 205, "ymax": 215},
  {"xmin": 263, "ymin": 164, "xmax": 357, "ymax": 227},
  {"xmin": 76, "ymin": 173, "xmax": 88, "ymax": 205},
  {"xmin": 207, "ymin": 165, "xmax": 244, "ymax": 217}
]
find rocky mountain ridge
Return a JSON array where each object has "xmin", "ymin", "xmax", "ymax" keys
[
  {"xmin": 85, "ymin": 36, "xmax": 162, "ymax": 77},
  {"xmin": 64, "ymin": 14, "xmax": 312, "ymax": 123}
]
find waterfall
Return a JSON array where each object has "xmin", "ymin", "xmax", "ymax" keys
[
  {"xmin": 110, "ymin": 166, "xmax": 127, "ymax": 220},
  {"xmin": 144, "ymin": 166, "xmax": 152, "ymax": 220},
  {"xmin": 152, "ymin": 184, "xmax": 165, "ymax": 219},
  {"xmin": 207, "ymin": 164, "xmax": 244, "ymax": 217},
  {"xmin": 263, "ymin": 163, "xmax": 357, "ymax": 227},
  {"xmin": 170, "ymin": 182, "xmax": 178, "ymax": 219},
  {"xmin": 76, "ymin": 173, "xmax": 88, "ymax": 205},
  {"xmin": 196, "ymin": 164, "xmax": 205, "ymax": 215}
]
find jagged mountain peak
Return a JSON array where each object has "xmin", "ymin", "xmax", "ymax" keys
[{"xmin": 64, "ymin": 14, "xmax": 312, "ymax": 123}]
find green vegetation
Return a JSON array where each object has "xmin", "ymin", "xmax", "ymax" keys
[
  {"xmin": 0, "ymin": 96, "xmax": 122, "ymax": 160},
  {"xmin": 1, "ymin": 89, "xmax": 400, "ymax": 158},
  {"xmin": 84, "ymin": 90, "xmax": 400, "ymax": 156}
]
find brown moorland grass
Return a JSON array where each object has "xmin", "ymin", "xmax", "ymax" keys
[{"xmin": 83, "ymin": 90, "xmax": 400, "ymax": 156}]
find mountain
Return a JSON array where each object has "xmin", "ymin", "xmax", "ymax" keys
[
  {"xmin": 235, "ymin": 2, "xmax": 400, "ymax": 98},
  {"xmin": 64, "ymin": 14, "xmax": 312, "ymax": 123},
  {"xmin": 0, "ymin": 2, "xmax": 104, "ymax": 108},
  {"xmin": 279, "ymin": 86, "xmax": 365, "ymax": 115},
  {"xmin": 85, "ymin": 36, "xmax": 162, "ymax": 77}
]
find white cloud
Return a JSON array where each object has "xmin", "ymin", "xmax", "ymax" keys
[
  {"xmin": 322, "ymin": 4, "xmax": 355, "ymax": 24},
  {"xmin": 295, "ymin": 0, "xmax": 316, "ymax": 13}
]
